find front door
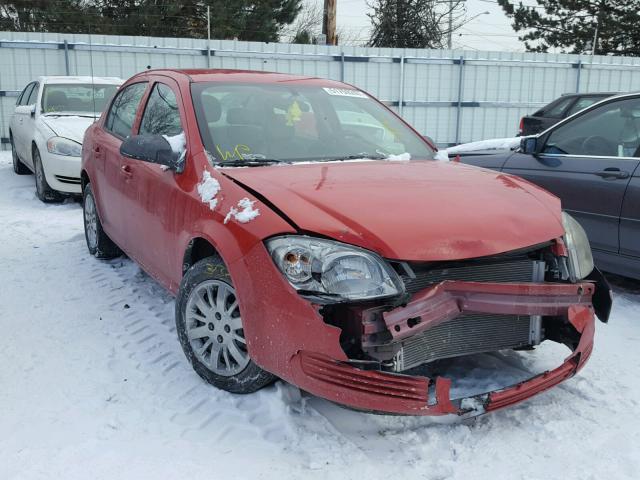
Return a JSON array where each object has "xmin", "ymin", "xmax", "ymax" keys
[
  {"xmin": 119, "ymin": 78, "xmax": 187, "ymax": 287},
  {"xmin": 504, "ymin": 97, "xmax": 640, "ymax": 254}
]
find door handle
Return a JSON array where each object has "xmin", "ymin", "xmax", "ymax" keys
[
  {"xmin": 594, "ymin": 168, "xmax": 630, "ymax": 180},
  {"xmin": 120, "ymin": 164, "xmax": 133, "ymax": 177}
]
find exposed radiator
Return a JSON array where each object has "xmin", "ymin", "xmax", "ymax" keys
[
  {"xmin": 393, "ymin": 313, "xmax": 539, "ymax": 372},
  {"xmin": 403, "ymin": 257, "xmax": 542, "ymax": 294},
  {"xmin": 391, "ymin": 257, "xmax": 545, "ymax": 372}
]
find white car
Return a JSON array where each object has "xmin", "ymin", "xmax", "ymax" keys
[{"xmin": 9, "ymin": 76, "xmax": 122, "ymax": 202}]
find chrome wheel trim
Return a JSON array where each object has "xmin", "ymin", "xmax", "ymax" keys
[
  {"xmin": 84, "ymin": 192, "xmax": 98, "ymax": 250},
  {"xmin": 185, "ymin": 279, "xmax": 249, "ymax": 377}
]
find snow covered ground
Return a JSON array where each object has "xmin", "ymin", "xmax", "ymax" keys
[{"xmin": 1, "ymin": 150, "xmax": 639, "ymax": 480}]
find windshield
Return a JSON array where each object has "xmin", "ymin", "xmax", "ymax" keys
[
  {"xmin": 41, "ymin": 84, "xmax": 119, "ymax": 115},
  {"xmin": 191, "ymin": 83, "xmax": 435, "ymax": 163}
]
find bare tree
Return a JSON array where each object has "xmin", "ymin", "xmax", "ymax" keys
[
  {"xmin": 367, "ymin": 0, "xmax": 465, "ymax": 49},
  {"xmin": 281, "ymin": 0, "xmax": 323, "ymax": 43}
]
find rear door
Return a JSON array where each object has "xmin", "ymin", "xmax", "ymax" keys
[
  {"xmin": 97, "ymin": 82, "xmax": 148, "ymax": 246},
  {"xmin": 504, "ymin": 96, "xmax": 640, "ymax": 254}
]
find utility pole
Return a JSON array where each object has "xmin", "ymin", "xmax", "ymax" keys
[
  {"xmin": 206, "ymin": 5, "xmax": 211, "ymax": 67},
  {"xmin": 592, "ymin": 10, "xmax": 600, "ymax": 55},
  {"xmin": 323, "ymin": 0, "xmax": 337, "ymax": 45}
]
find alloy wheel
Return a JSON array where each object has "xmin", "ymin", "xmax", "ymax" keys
[
  {"xmin": 84, "ymin": 192, "xmax": 98, "ymax": 250},
  {"xmin": 185, "ymin": 280, "xmax": 249, "ymax": 377}
]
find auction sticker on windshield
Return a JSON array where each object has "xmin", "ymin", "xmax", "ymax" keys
[{"xmin": 323, "ymin": 87, "xmax": 368, "ymax": 98}]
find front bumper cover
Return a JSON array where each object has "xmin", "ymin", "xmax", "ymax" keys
[{"xmin": 231, "ymin": 242, "xmax": 607, "ymax": 417}]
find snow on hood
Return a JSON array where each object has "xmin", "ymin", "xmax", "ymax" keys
[
  {"xmin": 40, "ymin": 116, "xmax": 96, "ymax": 144},
  {"xmin": 220, "ymin": 160, "xmax": 563, "ymax": 261}
]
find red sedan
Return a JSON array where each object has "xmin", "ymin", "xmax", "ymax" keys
[{"xmin": 81, "ymin": 69, "xmax": 611, "ymax": 416}]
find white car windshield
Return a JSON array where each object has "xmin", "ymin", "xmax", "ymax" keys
[
  {"xmin": 42, "ymin": 84, "xmax": 119, "ymax": 115},
  {"xmin": 191, "ymin": 83, "xmax": 435, "ymax": 164}
]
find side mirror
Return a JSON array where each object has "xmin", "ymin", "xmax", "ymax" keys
[
  {"xmin": 30, "ymin": 104, "xmax": 36, "ymax": 117},
  {"xmin": 120, "ymin": 134, "xmax": 184, "ymax": 172},
  {"xmin": 520, "ymin": 136, "xmax": 538, "ymax": 155}
]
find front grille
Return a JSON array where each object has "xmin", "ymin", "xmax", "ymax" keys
[
  {"xmin": 55, "ymin": 175, "xmax": 81, "ymax": 185},
  {"xmin": 394, "ymin": 313, "xmax": 536, "ymax": 371},
  {"xmin": 403, "ymin": 257, "xmax": 539, "ymax": 295}
]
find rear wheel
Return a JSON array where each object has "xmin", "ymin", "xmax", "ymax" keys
[
  {"xmin": 33, "ymin": 147, "xmax": 63, "ymax": 203},
  {"xmin": 11, "ymin": 135, "xmax": 30, "ymax": 175},
  {"xmin": 83, "ymin": 183, "xmax": 122, "ymax": 259},
  {"xmin": 176, "ymin": 257, "xmax": 276, "ymax": 394}
]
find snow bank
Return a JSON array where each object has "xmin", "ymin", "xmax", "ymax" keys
[
  {"xmin": 224, "ymin": 197, "xmax": 260, "ymax": 224},
  {"xmin": 197, "ymin": 170, "xmax": 221, "ymax": 210}
]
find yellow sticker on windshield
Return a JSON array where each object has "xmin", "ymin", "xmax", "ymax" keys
[{"xmin": 286, "ymin": 100, "xmax": 302, "ymax": 126}]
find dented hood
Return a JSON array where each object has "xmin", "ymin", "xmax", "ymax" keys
[{"xmin": 221, "ymin": 160, "xmax": 564, "ymax": 261}]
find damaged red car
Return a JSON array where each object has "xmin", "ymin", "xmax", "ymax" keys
[{"xmin": 81, "ymin": 69, "xmax": 611, "ymax": 417}]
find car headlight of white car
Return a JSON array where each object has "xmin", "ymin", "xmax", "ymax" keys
[
  {"xmin": 46, "ymin": 137, "xmax": 82, "ymax": 157},
  {"xmin": 562, "ymin": 212, "xmax": 594, "ymax": 280},
  {"xmin": 266, "ymin": 236, "xmax": 403, "ymax": 301}
]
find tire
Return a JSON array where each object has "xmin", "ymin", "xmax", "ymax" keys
[
  {"xmin": 11, "ymin": 135, "xmax": 30, "ymax": 175},
  {"xmin": 83, "ymin": 183, "xmax": 122, "ymax": 259},
  {"xmin": 176, "ymin": 257, "xmax": 276, "ymax": 394},
  {"xmin": 33, "ymin": 147, "xmax": 63, "ymax": 203}
]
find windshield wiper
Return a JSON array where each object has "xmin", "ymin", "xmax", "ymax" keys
[
  {"xmin": 316, "ymin": 154, "xmax": 388, "ymax": 162},
  {"xmin": 215, "ymin": 158, "xmax": 286, "ymax": 167}
]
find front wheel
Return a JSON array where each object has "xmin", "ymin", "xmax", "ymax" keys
[
  {"xmin": 83, "ymin": 183, "xmax": 122, "ymax": 259},
  {"xmin": 176, "ymin": 257, "xmax": 276, "ymax": 394},
  {"xmin": 33, "ymin": 147, "xmax": 63, "ymax": 203}
]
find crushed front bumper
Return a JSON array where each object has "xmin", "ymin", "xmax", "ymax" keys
[{"xmin": 232, "ymin": 242, "xmax": 608, "ymax": 417}]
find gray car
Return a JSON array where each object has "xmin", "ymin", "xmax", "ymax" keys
[{"xmin": 462, "ymin": 93, "xmax": 640, "ymax": 280}]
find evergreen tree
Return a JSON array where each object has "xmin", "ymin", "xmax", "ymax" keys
[
  {"xmin": 0, "ymin": 0, "xmax": 302, "ymax": 42},
  {"xmin": 367, "ymin": 0, "xmax": 463, "ymax": 49},
  {"xmin": 498, "ymin": 0, "xmax": 640, "ymax": 56}
]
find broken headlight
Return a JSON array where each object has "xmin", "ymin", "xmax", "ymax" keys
[
  {"xmin": 266, "ymin": 236, "xmax": 403, "ymax": 301},
  {"xmin": 562, "ymin": 212, "xmax": 594, "ymax": 280}
]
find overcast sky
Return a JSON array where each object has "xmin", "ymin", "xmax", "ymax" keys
[{"xmin": 331, "ymin": 0, "xmax": 525, "ymax": 51}]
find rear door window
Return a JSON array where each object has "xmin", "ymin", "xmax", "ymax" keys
[
  {"xmin": 565, "ymin": 96, "xmax": 607, "ymax": 116},
  {"xmin": 542, "ymin": 97, "xmax": 574, "ymax": 118},
  {"xmin": 104, "ymin": 82, "xmax": 147, "ymax": 139}
]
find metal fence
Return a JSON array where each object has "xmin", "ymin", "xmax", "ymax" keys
[{"xmin": 2, "ymin": 30, "xmax": 640, "ymax": 150}]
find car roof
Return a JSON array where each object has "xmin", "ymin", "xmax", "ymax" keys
[
  {"xmin": 37, "ymin": 76, "xmax": 123, "ymax": 85},
  {"xmin": 135, "ymin": 68, "xmax": 350, "ymax": 87},
  {"xmin": 559, "ymin": 92, "xmax": 618, "ymax": 97}
]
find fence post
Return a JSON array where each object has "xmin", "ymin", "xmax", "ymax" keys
[
  {"xmin": 455, "ymin": 55, "xmax": 464, "ymax": 145},
  {"xmin": 399, "ymin": 55, "xmax": 405, "ymax": 116},
  {"xmin": 63, "ymin": 40, "xmax": 70, "ymax": 75},
  {"xmin": 575, "ymin": 59, "xmax": 582, "ymax": 93},
  {"xmin": 340, "ymin": 52, "xmax": 345, "ymax": 82}
]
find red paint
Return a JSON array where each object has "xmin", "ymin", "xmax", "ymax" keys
[{"xmin": 82, "ymin": 69, "xmax": 606, "ymax": 417}]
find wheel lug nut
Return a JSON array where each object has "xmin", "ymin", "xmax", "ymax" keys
[
  {"xmin": 215, "ymin": 312, "xmax": 222, "ymax": 320},
  {"xmin": 224, "ymin": 325, "xmax": 230, "ymax": 333},
  {"xmin": 208, "ymin": 323, "xmax": 214, "ymax": 331},
  {"xmin": 217, "ymin": 335, "xmax": 223, "ymax": 343}
]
